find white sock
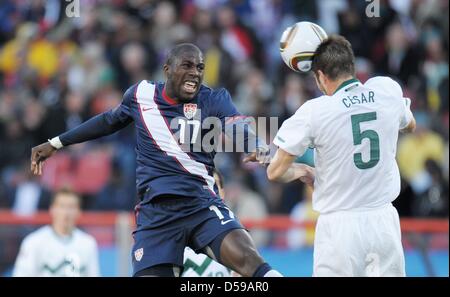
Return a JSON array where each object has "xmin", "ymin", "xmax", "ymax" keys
[{"xmin": 264, "ymin": 270, "xmax": 283, "ymax": 277}]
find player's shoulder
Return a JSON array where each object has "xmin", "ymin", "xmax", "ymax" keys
[
  {"xmin": 200, "ymin": 84, "xmax": 232, "ymax": 101},
  {"xmin": 73, "ymin": 228, "xmax": 98, "ymax": 246},
  {"xmin": 122, "ymin": 82, "xmax": 140, "ymax": 100},
  {"xmin": 305, "ymin": 95, "xmax": 327, "ymax": 106},
  {"xmin": 133, "ymin": 79, "xmax": 158, "ymax": 87},
  {"xmin": 126, "ymin": 80, "xmax": 159, "ymax": 93},
  {"xmin": 293, "ymin": 95, "xmax": 325, "ymax": 115},
  {"xmin": 126, "ymin": 80, "xmax": 161, "ymax": 101},
  {"xmin": 364, "ymin": 76, "xmax": 399, "ymax": 86},
  {"xmin": 363, "ymin": 76, "xmax": 403, "ymax": 97},
  {"xmin": 197, "ymin": 85, "xmax": 233, "ymax": 112},
  {"xmin": 22, "ymin": 226, "xmax": 52, "ymax": 245}
]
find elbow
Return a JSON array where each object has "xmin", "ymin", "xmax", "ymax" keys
[
  {"xmin": 401, "ymin": 118, "xmax": 416, "ymax": 133},
  {"xmin": 409, "ymin": 119, "xmax": 417, "ymax": 133},
  {"xmin": 406, "ymin": 117, "xmax": 416, "ymax": 133}
]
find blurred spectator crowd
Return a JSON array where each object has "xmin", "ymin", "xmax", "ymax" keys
[{"xmin": 0, "ymin": 0, "xmax": 448, "ymax": 224}]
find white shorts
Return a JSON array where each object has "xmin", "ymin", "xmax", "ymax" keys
[{"xmin": 313, "ymin": 203, "xmax": 405, "ymax": 277}]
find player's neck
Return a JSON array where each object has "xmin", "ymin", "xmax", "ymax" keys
[
  {"xmin": 162, "ymin": 85, "xmax": 180, "ymax": 105},
  {"xmin": 51, "ymin": 224, "xmax": 74, "ymax": 237},
  {"xmin": 328, "ymin": 76, "xmax": 355, "ymax": 95}
]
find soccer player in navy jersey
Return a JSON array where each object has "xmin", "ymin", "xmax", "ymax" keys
[{"xmin": 31, "ymin": 43, "xmax": 308, "ymax": 277}]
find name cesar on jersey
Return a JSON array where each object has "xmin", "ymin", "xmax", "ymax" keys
[{"xmin": 342, "ymin": 91, "xmax": 375, "ymax": 108}]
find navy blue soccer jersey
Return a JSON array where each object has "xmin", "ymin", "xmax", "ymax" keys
[
  {"xmin": 57, "ymin": 80, "xmax": 263, "ymax": 228},
  {"xmin": 60, "ymin": 80, "xmax": 241, "ymax": 204},
  {"xmin": 56, "ymin": 80, "xmax": 262, "ymax": 262},
  {"xmin": 131, "ymin": 80, "xmax": 241, "ymax": 202}
]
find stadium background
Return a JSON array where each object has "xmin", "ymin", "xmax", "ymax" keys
[{"xmin": 0, "ymin": 0, "xmax": 448, "ymax": 277}]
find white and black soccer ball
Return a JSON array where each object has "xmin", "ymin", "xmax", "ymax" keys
[{"xmin": 279, "ymin": 21, "xmax": 328, "ymax": 72}]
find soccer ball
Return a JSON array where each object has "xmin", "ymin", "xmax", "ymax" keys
[{"xmin": 279, "ymin": 21, "xmax": 328, "ymax": 72}]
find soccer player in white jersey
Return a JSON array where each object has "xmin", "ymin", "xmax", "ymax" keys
[
  {"xmin": 182, "ymin": 169, "xmax": 233, "ymax": 277},
  {"xmin": 13, "ymin": 189, "xmax": 99, "ymax": 277},
  {"xmin": 267, "ymin": 35, "xmax": 416, "ymax": 277}
]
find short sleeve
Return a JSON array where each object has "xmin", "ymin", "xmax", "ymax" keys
[
  {"xmin": 365, "ymin": 76, "xmax": 403, "ymax": 98},
  {"xmin": 399, "ymin": 97, "xmax": 414, "ymax": 130},
  {"xmin": 365, "ymin": 76, "xmax": 413, "ymax": 131},
  {"xmin": 273, "ymin": 102, "xmax": 313, "ymax": 156}
]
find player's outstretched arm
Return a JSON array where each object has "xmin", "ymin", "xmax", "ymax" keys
[
  {"xmin": 30, "ymin": 112, "xmax": 131, "ymax": 175},
  {"xmin": 30, "ymin": 85, "xmax": 135, "ymax": 175}
]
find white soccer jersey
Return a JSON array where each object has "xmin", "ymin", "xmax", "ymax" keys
[
  {"xmin": 13, "ymin": 225, "xmax": 100, "ymax": 277},
  {"xmin": 274, "ymin": 77, "xmax": 413, "ymax": 214},
  {"xmin": 182, "ymin": 247, "xmax": 231, "ymax": 277}
]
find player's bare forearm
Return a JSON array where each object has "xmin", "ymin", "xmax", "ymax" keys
[
  {"xmin": 269, "ymin": 163, "xmax": 296, "ymax": 182},
  {"xmin": 267, "ymin": 149, "xmax": 293, "ymax": 181},
  {"xmin": 267, "ymin": 149, "xmax": 302, "ymax": 182},
  {"xmin": 267, "ymin": 148, "xmax": 315, "ymax": 184},
  {"xmin": 270, "ymin": 162, "xmax": 314, "ymax": 184}
]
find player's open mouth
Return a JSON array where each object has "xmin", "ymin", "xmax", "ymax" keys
[{"xmin": 183, "ymin": 80, "xmax": 198, "ymax": 94}]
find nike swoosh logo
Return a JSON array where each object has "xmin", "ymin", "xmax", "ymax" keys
[
  {"xmin": 142, "ymin": 107, "xmax": 154, "ymax": 111},
  {"xmin": 221, "ymin": 219, "xmax": 233, "ymax": 225}
]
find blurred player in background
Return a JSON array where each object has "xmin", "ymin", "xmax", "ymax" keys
[
  {"xmin": 267, "ymin": 35, "xmax": 416, "ymax": 277},
  {"xmin": 13, "ymin": 189, "xmax": 99, "ymax": 277},
  {"xmin": 182, "ymin": 169, "xmax": 233, "ymax": 277},
  {"xmin": 30, "ymin": 43, "xmax": 303, "ymax": 277}
]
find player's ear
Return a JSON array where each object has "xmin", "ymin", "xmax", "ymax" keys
[
  {"xmin": 315, "ymin": 70, "xmax": 327, "ymax": 95},
  {"xmin": 313, "ymin": 71, "xmax": 319, "ymax": 83},
  {"xmin": 163, "ymin": 64, "xmax": 170, "ymax": 78},
  {"xmin": 317, "ymin": 70, "xmax": 325, "ymax": 83}
]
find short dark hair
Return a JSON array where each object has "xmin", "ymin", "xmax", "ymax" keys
[
  {"xmin": 165, "ymin": 43, "xmax": 202, "ymax": 66},
  {"xmin": 311, "ymin": 35, "xmax": 355, "ymax": 80},
  {"xmin": 51, "ymin": 188, "xmax": 81, "ymax": 206}
]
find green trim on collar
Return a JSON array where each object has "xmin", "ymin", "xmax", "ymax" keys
[{"xmin": 333, "ymin": 78, "xmax": 360, "ymax": 95}]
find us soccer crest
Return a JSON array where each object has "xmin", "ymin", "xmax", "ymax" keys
[
  {"xmin": 183, "ymin": 103, "xmax": 197, "ymax": 119},
  {"xmin": 134, "ymin": 248, "xmax": 143, "ymax": 261}
]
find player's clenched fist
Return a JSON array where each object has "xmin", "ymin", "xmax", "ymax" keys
[{"xmin": 31, "ymin": 142, "xmax": 56, "ymax": 175}]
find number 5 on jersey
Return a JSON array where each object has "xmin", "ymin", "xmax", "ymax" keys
[{"xmin": 351, "ymin": 112, "xmax": 380, "ymax": 169}]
